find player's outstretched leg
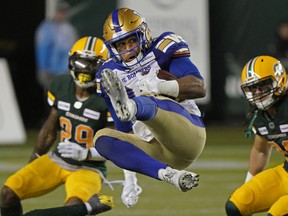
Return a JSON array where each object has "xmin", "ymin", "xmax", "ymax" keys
[
  {"xmin": 158, "ymin": 166, "xmax": 199, "ymax": 192},
  {"xmin": 22, "ymin": 194, "xmax": 114, "ymax": 216},
  {"xmin": 100, "ymin": 68, "xmax": 136, "ymax": 121}
]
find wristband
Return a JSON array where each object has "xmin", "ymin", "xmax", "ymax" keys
[
  {"xmin": 159, "ymin": 80, "xmax": 179, "ymax": 98},
  {"xmin": 245, "ymin": 171, "xmax": 253, "ymax": 183},
  {"xmin": 34, "ymin": 153, "xmax": 41, "ymax": 158}
]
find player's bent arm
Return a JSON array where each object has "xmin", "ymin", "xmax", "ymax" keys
[
  {"xmin": 29, "ymin": 107, "xmax": 59, "ymax": 162},
  {"xmin": 248, "ymin": 134, "xmax": 272, "ymax": 176},
  {"xmin": 167, "ymin": 56, "xmax": 206, "ymax": 100},
  {"xmin": 177, "ymin": 75, "xmax": 206, "ymax": 100}
]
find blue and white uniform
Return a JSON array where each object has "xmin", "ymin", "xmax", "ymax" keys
[{"xmin": 94, "ymin": 32, "xmax": 206, "ymax": 179}]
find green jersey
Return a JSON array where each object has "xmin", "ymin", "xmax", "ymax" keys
[
  {"xmin": 47, "ymin": 74, "xmax": 109, "ymax": 175},
  {"xmin": 252, "ymin": 94, "xmax": 288, "ymax": 169}
]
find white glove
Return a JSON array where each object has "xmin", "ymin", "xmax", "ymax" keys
[
  {"xmin": 136, "ymin": 69, "xmax": 165, "ymax": 95},
  {"xmin": 58, "ymin": 141, "xmax": 88, "ymax": 161},
  {"xmin": 121, "ymin": 170, "xmax": 142, "ymax": 208}
]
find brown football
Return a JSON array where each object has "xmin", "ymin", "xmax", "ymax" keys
[{"xmin": 157, "ymin": 69, "xmax": 177, "ymax": 80}]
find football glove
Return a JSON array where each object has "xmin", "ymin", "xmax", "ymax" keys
[
  {"xmin": 121, "ymin": 170, "xmax": 142, "ymax": 208},
  {"xmin": 136, "ymin": 69, "xmax": 165, "ymax": 95},
  {"xmin": 58, "ymin": 141, "xmax": 88, "ymax": 161}
]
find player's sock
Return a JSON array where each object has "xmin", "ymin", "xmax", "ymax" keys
[
  {"xmin": 1, "ymin": 202, "xmax": 22, "ymax": 216},
  {"xmin": 96, "ymin": 136, "xmax": 166, "ymax": 179},
  {"xmin": 133, "ymin": 96, "xmax": 157, "ymax": 121},
  {"xmin": 22, "ymin": 203, "xmax": 87, "ymax": 216}
]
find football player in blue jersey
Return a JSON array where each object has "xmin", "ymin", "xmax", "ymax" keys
[
  {"xmin": 59, "ymin": 8, "xmax": 207, "ymax": 193},
  {"xmin": 0, "ymin": 37, "xmax": 116, "ymax": 216},
  {"xmin": 225, "ymin": 56, "xmax": 288, "ymax": 216}
]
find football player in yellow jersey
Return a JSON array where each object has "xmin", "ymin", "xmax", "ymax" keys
[
  {"xmin": 0, "ymin": 37, "xmax": 116, "ymax": 216},
  {"xmin": 225, "ymin": 56, "xmax": 288, "ymax": 216}
]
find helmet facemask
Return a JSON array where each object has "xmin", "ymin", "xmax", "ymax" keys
[
  {"xmin": 111, "ymin": 32, "xmax": 146, "ymax": 67},
  {"xmin": 241, "ymin": 76, "xmax": 279, "ymax": 110},
  {"xmin": 69, "ymin": 52, "xmax": 104, "ymax": 88}
]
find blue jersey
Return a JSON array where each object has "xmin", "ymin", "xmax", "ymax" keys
[{"xmin": 97, "ymin": 32, "xmax": 203, "ymax": 132}]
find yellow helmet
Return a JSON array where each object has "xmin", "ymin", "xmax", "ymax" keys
[
  {"xmin": 241, "ymin": 55, "xmax": 287, "ymax": 110},
  {"xmin": 69, "ymin": 36, "xmax": 108, "ymax": 88},
  {"xmin": 103, "ymin": 8, "xmax": 152, "ymax": 66}
]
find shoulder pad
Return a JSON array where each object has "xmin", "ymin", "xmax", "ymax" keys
[
  {"xmin": 47, "ymin": 90, "xmax": 55, "ymax": 106},
  {"xmin": 49, "ymin": 74, "xmax": 72, "ymax": 90},
  {"xmin": 48, "ymin": 74, "xmax": 73, "ymax": 106},
  {"xmin": 154, "ymin": 32, "xmax": 190, "ymax": 57}
]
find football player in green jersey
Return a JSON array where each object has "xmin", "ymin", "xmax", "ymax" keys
[
  {"xmin": 0, "ymin": 37, "xmax": 115, "ymax": 216},
  {"xmin": 225, "ymin": 55, "xmax": 288, "ymax": 216}
]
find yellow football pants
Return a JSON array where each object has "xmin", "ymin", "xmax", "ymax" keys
[
  {"xmin": 229, "ymin": 164, "xmax": 288, "ymax": 216},
  {"xmin": 4, "ymin": 154, "xmax": 102, "ymax": 203}
]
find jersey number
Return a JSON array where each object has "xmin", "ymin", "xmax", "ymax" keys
[{"xmin": 59, "ymin": 117, "xmax": 94, "ymax": 147}]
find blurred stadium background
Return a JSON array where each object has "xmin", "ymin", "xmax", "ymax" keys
[{"xmin": 1, "ymin": 0, "xmax": 288, "ymax": 215}]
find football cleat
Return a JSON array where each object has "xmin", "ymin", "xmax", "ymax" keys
[
  {"xmin": 100, "ymin": 68, "xmax": 136, "ymax": 121},
  {"xmin": 88, "ymin": 193, "xmax": 114, "ymax": 215},
  {"xmin": 158, "ymin": 166, "xmax": 199, "ymax": 192}
]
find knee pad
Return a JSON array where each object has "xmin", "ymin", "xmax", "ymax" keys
[{"xmin": 225, "ymin": 200, "xmax": 242, "ymax": 216}]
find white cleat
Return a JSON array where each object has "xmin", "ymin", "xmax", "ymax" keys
[
  {"xmin": 100, "ymin": 68, "xmax": 136, "ymax": 122},
  {"xmin": 158, "ymin": 166, "xmax": 199, "ymax": 192}
]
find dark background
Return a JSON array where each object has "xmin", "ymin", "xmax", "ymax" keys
[{"xmin": 1, "ymin": 0, "xmax": 288, "ymax": 129}]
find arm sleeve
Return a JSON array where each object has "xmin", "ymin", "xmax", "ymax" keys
[{"xmin": 169, "ymin": 57, "xmax": 203, "ymax": 79}]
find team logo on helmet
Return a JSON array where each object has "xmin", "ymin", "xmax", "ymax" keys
[{"xmin": 274, "ymin": 62, "xmax": 284, "ymax": 78}]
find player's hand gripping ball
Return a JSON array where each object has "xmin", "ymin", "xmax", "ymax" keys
[{"xmin": 136, "ymin": 69, "xmax": 176, "ymax": 95}]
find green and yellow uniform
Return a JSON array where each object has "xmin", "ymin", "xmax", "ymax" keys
[
  {"xmin": 229, "ymin": 94, "xmax": 288, "ymax": 215},
  {"xmin": 4, "ymin": 74, "xmax": 111, "ymax": 203}
]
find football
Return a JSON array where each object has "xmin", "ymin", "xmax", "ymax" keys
[{"xmin": 157, "ymin": 69, "xmax": 177, "ymax": 80}]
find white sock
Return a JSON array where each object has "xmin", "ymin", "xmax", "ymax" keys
[
  {"xmin": 158, "ymin": 166, "xmax": 170, "ymax": 180},
  {"xmin": 128, "ymin": 99, "xmax": 137, "ymax": 121}
]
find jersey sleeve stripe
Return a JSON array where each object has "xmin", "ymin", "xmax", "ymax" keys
[{"xmin": 173, "ymin": 48, "xmax": 190, "ymax": 57}]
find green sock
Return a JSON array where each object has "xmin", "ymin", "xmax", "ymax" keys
[{"xmin": 23, "ymin": 203, "xmax": 88, "ymax": 216}]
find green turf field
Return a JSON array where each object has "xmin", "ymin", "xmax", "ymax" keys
[{"xmin": 0, "ymin": 126, "xmax": 283, "ymax": 215}]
